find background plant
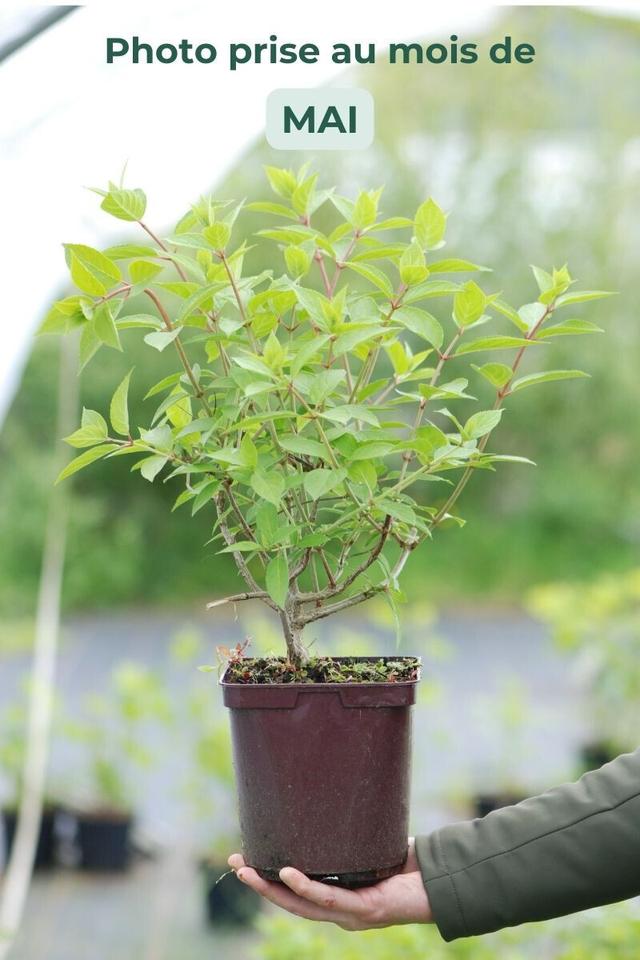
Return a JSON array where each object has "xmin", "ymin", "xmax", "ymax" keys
[
  {"xmin": 255, "ymin": 904, "xmax": 640, "ymax": 960},
  {"xmin": 64, "ymin": 661, "xmax": 171, "ymax": 812},
  {"xmin": 45, "ymin": 167, "xmax": 609, "ymax": 662},
  {"xmin": 528, "ymin": 569, "xmax": 640, "ymax": 754}
]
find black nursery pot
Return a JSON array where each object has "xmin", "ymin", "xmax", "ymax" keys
[
  {"xmin": 202, "ymin": 859, "xmax": 262, "ymax": 926},
  {"xmin": 473, "ymin": 792, "xmax": 526, "ymax": 818},
  {"xmin": 222, "ymin": 656, "xmax": 420, "ymax": 887},
  {"xmin": 2, "ymin": 806, "xmax": 57, "ymax": 869},
  {"xmin": 76, "ymin": 811, "xmax": 132, "ymax": 871}
]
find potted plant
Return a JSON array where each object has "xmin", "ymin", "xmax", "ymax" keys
[
  {"xmin": 528, "ymin": 569, "xmax": 640, "ymax": 773},
  {"xmin": 470, "ymin": 677, "xmax": 534, "ymax": 817},
  {"xmin": 171, "ymin": 629, "xmax": 262, "ymax": 926},
  {"xmin": 0, "ymin": 692, "xmax": 59, "ymax": 869},
  {"xmin": 44, "ymin": 165, "xmax": 609, "ymax": 884},
  {"xmin": 63, "ymin": 661, "xmax": 171, "ymax": 871}
]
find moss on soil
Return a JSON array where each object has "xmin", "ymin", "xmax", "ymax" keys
[{"xmin": 223, "ymin": 656, "xmax": 420, "ymax": 685}]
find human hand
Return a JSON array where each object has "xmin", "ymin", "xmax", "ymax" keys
[{"xmin": 228, "ymin": 838, "xmax": 432, "ymax": 930}]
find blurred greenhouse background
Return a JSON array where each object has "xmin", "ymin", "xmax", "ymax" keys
[{"xmin": 1, "ymin": 5, "xmax": 640, "ymax": 958}]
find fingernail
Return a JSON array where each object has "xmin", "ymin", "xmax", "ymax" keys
[{"xmin": 237, "ymin": 870, "xmax": 247, "ymax": 883}]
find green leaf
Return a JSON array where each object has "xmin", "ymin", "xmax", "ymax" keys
[
  {"xmin": 464, "ymin": 409, "xmax": 504, "ymax": 440},
  {"xmin": 414, "ymin": 199, "xmax": 447, "ymax": 250},
  {"xmin": 218, "ymin": 541, "xmax": 262, "ymax": 554},
  {"xmin": 265, "ymin": 166, "xmax": 298, "ymax": 199},
  {"xmin": 399, "ymin": 241, "xmax": 429, "ymax": 286},
  {"xmin": 556, "ymin": 290, "xmax": 615, "ymax": 307},
  {"xmin": 279, "ymin": 435, "xmax": 326, "ymax": 458},
  {"xmin": 428, "ymin": 259, "xmax": 490, "ymax": 274},
  {"xmin": 321, "ymin": 405, "xmax": 379, "ymax": 426},
  {"xmin": 510, "ymin": 370, "xmax": 590, "ymax": 394},
  {"xmin": 94, "ymin": 302, "xmax": 121, "ymax": 350},
  {"xmin": 491, "ymin": 298, "xmax": 528, "ymax": 332},
  {"xmin": 472, "ymin": 362, "xmax": 513, "ymax": 388},
  {"xmin": 453, "ymin": 281, "xmax": 487, "ymax": 328},
  {"xmin": 103, "ymin": 244, "xmax": 157, "ymax": 260},
  {"xmin": 64, "ymin": 243, "xmax": 121, "ymax": 296},
  {"xmin": 109, "ymin": 371, "xmax": 132, "ymax": 437},
  {"xmin": 250, "ymin": 470, "xmax": 285, "ymax": 506},
  {"xmin": 203, "ymin": 222, "xmax": 231, "ymax": 249},
  {"xmin": 284, "ymin": 245, "xmax": 311, "ymax": 278},
  {"xmin": 394, "ymin": 306, "xmax": 443, "ymax": 349},
  {"xmin": 344, "ymin": 262, "xmax": 394, "ymax": 298},
  {"xmin": 256, "ymin": 502, "xmax": 280, "ymax": 547},
  {"xmin": 79, "ymin": 320, "xmax": 101, "ymax": 369},
  {"xmin": 455, "ymin": 336, "xmax": 535, "ymax": 357},
  {"xmin": 245, "ymin": 201, "xmax": 297, "ymax": 220},
  {"xmin": 129, "ymin": 260, "xmax": 163, "ymax": 284},
  {"xmin": 303, "ymin": 468, "xmax": 346, "ymax": 500},
  {"xmin": 100, "ymin": 187, "xmax": 147, "ymax": 222},
  {"xmin": 64, "ymin": 408, "xmax": 109, "ymax": 448},
  {"xmin": 518, "ymin": 302, "xmax": 546, "ymax": 331},
  {"xmin": 265, "ymin": 554, "xmax": 289, "ymax": 609},
  {"xmin": 55, "ymin": 443, "xmax": 118, "ymax": 484},
  {"xmin": 352, "ymin": 190, "xmax": 379, "ymax": 229},
  {"xmin": 191, "ymin": 479, "xmax": 220, "ymax": 515},
  {"xmin": 139, "ymin": 455, "xmax": 168, "ymax": 482},
  {"xmin": 535, "ymin": 319, "xmax": 604, "ymax": 339},
  {"xmin": 144, "ymin": 329, "xmax": 181, "ymax": 352},
  {"xmin": 376, "ymin": 499, "xmax": 417, "ymax": 524},
  {"xmin": 531, "ymin": 265, "xmax": 553, "ymax": 294},
  {"xmin": 350, "ymin": 442, "xmax": 395, "ymax": 461}
]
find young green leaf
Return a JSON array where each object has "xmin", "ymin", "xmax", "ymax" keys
[
  {"xmin": 110, "ymin": 371, "xmax": 133, "ymax": 437},
  {"xmin": 394, "ymin": 306, "xmax": 444, "ymax": 350},
  {"xmin": 94, "ymin": 303, "xmax": 121, "ymax": 350},
  {"xmin": 303, "ymin": 468, "xmax": 346, "ymax": 500},
  {"xmin": 510, "ymin": 370, "xmax": 589, "ymax": 394},
  {"xmin": 55, "ymin": 443, "xmax": 118, "ymax": 484},
  {"xmin": 399, "ymin": 241, "xmax": 429, "ymax": 286},
  {"xmin": 472, "ymin": 362, "xmax": 513, "ymax": 388},
  {"xmin": 100, "ymin": 187, "xmax": 147, "ymax": 222},
  {"xmin": 64, "ymin": 408, "xmax": 109, "ymax": 448},
  {"xmin": 265, "ymin": 554, "xmax": 289, "ymax": 609},
  {"xmin": 455, "ymin": 336, "xmax": 535, "ymax": 357},
  {"xmin": 535, "ymin": 319, "xmax": 604, "ymax": 339},
  {"xmin": 250, "ymin": 470, "xmax": 284, "ymax": 506},
  {"xmin": 464, "ymin": 409, "xmax": 504, "ymax": 440},
  {"xmin": 414, "ymin": 199, "xmax": 447, "ymax": 250},
  {"xmin": 453, "ymin": 281, "xmax": 487, "ymax": 328}
]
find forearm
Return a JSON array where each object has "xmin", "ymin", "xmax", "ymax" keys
[{"xmin": 415, "ymin": 748, "xmax": 640, "ymax": 941}]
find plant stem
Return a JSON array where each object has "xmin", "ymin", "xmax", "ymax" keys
[{"xmin": 143, "ymin": 288, "xmax": 212, "ymax": 415}]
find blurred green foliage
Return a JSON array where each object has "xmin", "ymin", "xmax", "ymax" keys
[
  {"xmin": 255, "ymin": 904, "xmax": 640, "ymax": 960},
  {"xmin": 529, "ymin": 568, "xmax": 640, "ymax": 754},
  {"xmin": 1, "ymin": 7, "xmax": 638, "ymax": 617},
  {"xmin": 63, "ymin": 661, "xmax": 172, "ymax": 811}
]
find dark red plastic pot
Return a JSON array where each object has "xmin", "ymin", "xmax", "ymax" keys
[{"xmin": 222, "ymin": 656, "xmax": 420, "ymax": 886}]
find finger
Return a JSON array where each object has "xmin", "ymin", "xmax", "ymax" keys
[
  {"xmin": 237, "ymin": 866, "xmax": 346, "ymax": 922},
  {"xmin": 279, "ymin": 867, "xmax": 365, "ymax": 914},
  {"xmin": 228, "ymin": 853, "xmax": 246, "ymax": 871}
]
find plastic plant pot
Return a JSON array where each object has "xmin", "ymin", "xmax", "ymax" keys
[
  {"xmin": 75, "ymin": 811, "xmax": 132, "ymax": 871},
  {"xmin": 222, "ymin": 656, "xmax": 420, "ymax": 887},
  {"xmin": 2, "ymin": 806, "xmax": 58, "ymax": 869},
  {"xmin": 202, "ymin": 859, "xmax": 262, "ymax": 926},
  {"xmin": 473, "ymin": 793, "xmax": 526, "ymax": 818}
]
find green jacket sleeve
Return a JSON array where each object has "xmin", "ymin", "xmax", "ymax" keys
[{"xmin": 415, "ymin": 749, "xmax": 640, "ymax": 941}]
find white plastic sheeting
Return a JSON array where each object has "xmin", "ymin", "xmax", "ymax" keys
[{"xmin": 0, "ymin": 2, "xmax": 497, "ymax": 425}]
